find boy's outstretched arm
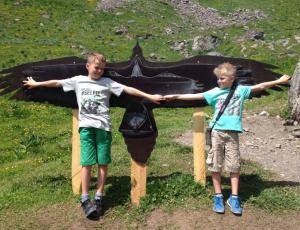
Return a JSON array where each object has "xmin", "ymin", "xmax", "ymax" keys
[
  {"xmin": 164, "ymin": 93, "xmax": 204, "ymax": 101},
  {"xmin": 251, "ymin": 74, "xmax": 291, "ymax": 93},
  {"xmin": 123, "ymin": 86, "xmax": 164, "ymax": 104},
  {"xmin": 23, "ymin": 76, "xmax": 62, "ymax": 89}
]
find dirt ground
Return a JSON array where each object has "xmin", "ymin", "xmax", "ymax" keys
[{"xmin": 3, "ymin": 203, "xmax": 299, "ymax": 230}]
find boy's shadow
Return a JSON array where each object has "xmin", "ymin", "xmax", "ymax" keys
[
  {"xmin": 90, "ymin": 172, "xmax": 300, "ymax": 210},
  {"xmin": 90, "ymin": 173, "xmax": 192, "ymax": 209},
  {"xmin": 221, "ymin": 174, "xmax": 300, "ymax": 202},
  {"xmin": 90, "ymin": 176, "xmax": 131, "ymax": 209},
  {"xmin": 90, "ymin": 172, "xmax": 198, "ymax": 210}
]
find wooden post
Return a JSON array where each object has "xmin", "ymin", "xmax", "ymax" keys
[
  {"xmin": 193, "ymin": 108, "xmax": 206, "ymax": 185},
  {"xmin": 131, "ymin": 159, "xmax": 147, "ymax": 206},
  {"xmin": 72, "ymin": 109, "xmax": 82, "ymax": 194}
]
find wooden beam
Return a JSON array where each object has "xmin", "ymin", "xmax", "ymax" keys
[
  {"xmin": 131, "ymin": 159, "xmax": 147, "ymax": 206},
  {"xmin": 72, "ymin": 109, "xmax": 82, "ymax": 194},
  {"xmin": 193, "ymin": 108, "xmax": 206, "ymax": 185}
]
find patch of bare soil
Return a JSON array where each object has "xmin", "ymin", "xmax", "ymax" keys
[
  {"xmin": 177, "ymin": 113, "xmax": 300, "ymax": 183},
  {"xmin": 240, "ymin": 114, "xmax": 300, "ymax": 182},
  {"xmin": 144, "ymin": 208, "xmax": 300, "ymax": 230},
  {"xmin": 2, "ymin": 204, "xmax": 299, "ymax": 230}
]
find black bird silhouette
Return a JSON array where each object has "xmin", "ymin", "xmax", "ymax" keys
[
  {"xmin": 0, "ymin": 43, "xmax": 285, "ymax": 163},
  {"xmin": 0, "ymin": 42, "xmax": 282, "ymax": 109}
]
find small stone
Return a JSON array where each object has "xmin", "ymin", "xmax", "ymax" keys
[
  {"xmin": 283, "ymin": 119, "xmax": 294, "ymax": 126},
  {"xmin": 244, "ymin": 127, "xmax": 250, "ymax": 132},
  {"xmin": 149, "ymin": 53, "xmax": 157, "ymax": 59},
  {"xmin": 276, "ymin": 38, "xmax": 289, "ymax": 46},
  {"xmin": 294, "ymin": 35, "xmax": 300, "ymax": 43},
  {"xmin": 259, "ymin": 111, "xmax": 269, "ymax": 116},
  {"xmin": 286, "ymin": 134, "xmax": 295, "ymax": 141},
  {"xmin": 42, "ymin": 14, "xmax": 50, "ymax": 19},
  {"xmin": 251, "ymin": 43, "xmax": 258, "ymax": 48},
  {"xmin": 292, "ymin": 129, "xmax": 300, "ymax": 138},
  {"xmin": 206, "ymin": 51, "xmax": 223, "ymax": 56},
  {"xmin": 251, "ymin": 31, "xmax": 264, "ymax": 40},
  {"xmin": 173, "ymin": 42, "xmax": 186, "ymax": 51},
  {"xmin": 275, "ymin": 144, "xmax": 281, "ymax": 148},
  {"xmin": 165, "ymin": 27, "xmax": 174, "ymax": 35}
]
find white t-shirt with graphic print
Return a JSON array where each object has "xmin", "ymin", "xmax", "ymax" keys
[{"xmin": 59, "ymin": 75, "xmax": 124, "ymax": 131}]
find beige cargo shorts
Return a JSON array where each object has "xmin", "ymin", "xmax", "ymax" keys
[{"xmin": 206, "ymin": 129, "xmax": 240, "ymax": 173}]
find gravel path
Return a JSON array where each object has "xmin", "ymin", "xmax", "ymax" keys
[
  {"xmin": 96, "ymin": 0, "xmax": 266, "ymax": 29},
  {"xmin": 177, "ymin": 114, "xmax": 300, "ymax": 182}
]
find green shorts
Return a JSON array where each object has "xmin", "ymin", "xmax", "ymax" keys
[{"xmin": 79, "ymin": 127, "xmax": 112, "ymax": 166}]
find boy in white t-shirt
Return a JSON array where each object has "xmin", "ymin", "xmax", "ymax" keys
[{"xmin": 23, "ymin": 53, "xmax": 164, "ymax": 219}]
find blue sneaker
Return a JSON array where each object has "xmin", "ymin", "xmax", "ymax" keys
[
  {"xmin": 227, "ymin": 195, "xmax": 243, "ymax": 215},
  {"xmin": 213, "ymin": 194, "xmax": 225, "ymax": 214}
]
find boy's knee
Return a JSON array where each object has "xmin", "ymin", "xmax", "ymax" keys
[{"xmin": 224, "ymin": 165, "xmax": 240, "ymax": 173}]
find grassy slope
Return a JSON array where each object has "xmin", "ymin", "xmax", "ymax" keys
[{"xmin": 0, "ymin": 0, "xmax": 299, "ymax": 226}]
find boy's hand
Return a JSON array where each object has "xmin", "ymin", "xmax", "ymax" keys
[
  {"xmin": 149, "ymin": 94, "xmax": 165, "ymax": 104},
  {"xmin": 164, "ymin": 95, "xmax": 178, "ymax": 101},
  {"xmin": 278, "ymin": 74, "xmax": 291, "ymax": 84},
  {"xmin": 23, "ymin": 76, "xmax": 38, "ymax": 89}
]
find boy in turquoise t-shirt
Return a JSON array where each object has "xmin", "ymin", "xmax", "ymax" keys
[{"xmin": 164, "ymin": 63, "xmax": 290, "ymax": 215}]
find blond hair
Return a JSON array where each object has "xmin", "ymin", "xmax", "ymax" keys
[
  {"xmin": 87, "ymin": 53, "xmax": 106, "ymax": 64},
  {"xmin": 213, "ymin": 62, "xmax": 236, "ymax": 78}
]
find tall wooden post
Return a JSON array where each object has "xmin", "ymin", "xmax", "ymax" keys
[
  {"xmin": 131, "ymin": 159, "xmax": 147, "ymax": 205},
  {"xmin": 193, "ymin": 108, "xmax": 206, "ymax": 185},
  {"xmin": 72, "ymin": 109, "xmax": 82, "ymax": 194}
]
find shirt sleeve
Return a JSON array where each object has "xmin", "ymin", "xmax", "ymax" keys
[
  {"xmin": 203, "ymin": 87, "xmax": 218, "ymax": 105},
  {"xmin": 238, "ymin": 85, "xmax": 251, "ymax": 99},
  {"xmin": 108, "ymin": 79, "xmax": 125, "ymax": 96},
  {"xmin": 58, "ymin": 76, "xmax": 77, "ymax": 92}
]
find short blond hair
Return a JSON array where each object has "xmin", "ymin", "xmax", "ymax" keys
[
  {"xmin": 87, "ymin": 53, "xmax": 106, "ymax": 64},
  {"xmin": 213, "ymin": 62, "xmax": 236, "ymax": 78}
]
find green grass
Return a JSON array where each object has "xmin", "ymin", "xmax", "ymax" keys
[
  {"xmin": 245, "ymin": 86, "xmax": 292, "ymax": 118},
  {"xmin": 0, "ymin": 0, "xmax": 300, "ymax": 227}
]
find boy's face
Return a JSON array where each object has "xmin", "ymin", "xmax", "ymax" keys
[
  {"xmin": 217, "ymin": 75, "xmax": 235, "ymax": 89},
  {"xmin": 86, "ymin": 60, "xmax": 106, "ymax": 80}
]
